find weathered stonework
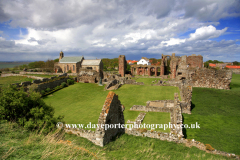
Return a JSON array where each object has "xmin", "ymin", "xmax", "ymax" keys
[
  {"xmin": 65, "ymin": 91, "xmax": 125, "ymax": 147},
  {"xmin": 129, "ymin": 93, "xmax": 183, "ymax": 136},
  {"xmin": 189, "ymin": 68, "xmax": 232, "ymax": 90},
  {"xmin": 118, "ymin": 55, "xmax": 127, "ymax": 77}
]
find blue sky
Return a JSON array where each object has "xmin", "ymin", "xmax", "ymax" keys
[{"xmin": 0, "ymin": 0, "xmax": 239, "ymax": 62}]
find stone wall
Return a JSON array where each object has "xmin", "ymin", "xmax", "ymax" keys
[
  {"xmin": 19, "ymin": 71, "xmax": 78, "ymax": 76},
  {"xmin": 65, "ymin": 91, "xmax": 124, "ymax": 147},
  {"xmin": 118, "ymin": 55, "xmax": 126, "ymax": 77},
  {"xmin": 105, "ymin": 79, "xmax": 118, "ymax": 89},
  {"xmin": 9, "ymin": 73, "xmax": 70, "ymax": 93},
  {"xmin": 229, "ymin": 68, "xmax": 240, "ymax": 74},
  {"xmin": 129, "ymin": 93, "xmax": 183, "ymax": 136},
  {"xmin": 1, "ymin": 73, "xmax": 44, "ymax": 80},
  {"xmin": 78, "ymin": 69, "xmax": 101, "ymax": 83},
  {"xmin": 189, "ymin": 68, "xmax": 232, "ymax": 90},
  {"xmin": 179, "ymin": 85, "xmax": 192, "ymax": 114},
  {"xmin": 34, "ymin": 77, "xmax": 70, "ymax": 92},
  {"xmin": 186, "ymin": 55, "xmax": 203, "ymax": 68},
  {"xmin": 95, "ymin": 91, "xmax": 125, "ymax": 146}
]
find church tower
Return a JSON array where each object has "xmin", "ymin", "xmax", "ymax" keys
[{"xmin": 59, "ymin": 51, "xmax": 64, "ymax": 62}]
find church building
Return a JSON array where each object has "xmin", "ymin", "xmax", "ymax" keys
[{"xmin": 54, "ymin": 51, "xmax": 103, "ymax": 73}]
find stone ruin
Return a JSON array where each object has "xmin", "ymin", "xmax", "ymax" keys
[
  {"xmin": 10, "ymin": 73, "xmax": 71, "ymax": 93},
  {"xmin": 125, "ymin": 93, "xmax": 183, "ymax": 140},
  {"xmin": 77, "ymin": 69, "xmax": 102, "ymax": 83},
  {"xmin": 65, "ymin": 91, "xmax": 125, "ymax": 147}
]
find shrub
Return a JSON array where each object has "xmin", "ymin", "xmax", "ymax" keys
[
  {"xmin": 0, "ymin": 86, "xmax": 64, "ymax": 134},
  {"xmin": 55, "ymin": 86, "xmax": 60, "ymax": 90},
  {"xmin": 46, "ymin": 88, "xmax": 51, "ymax": 93},
  {"xmin": 41, "ymin": 90, "xmax": 45, "ymax": 95},
  {"xmin": 67, "ymin": 79, "xmax": 74, "ymax": 85},
  {"xmin": 34, "ymin": 69, "xmax": 38, "ymax": 72},
  {"xmin": 61, "ymin": 82, "xmax": 67, "ymax": 87},
  {"xmin": 67, "ymin": 70, "xmax": 72, "ymax": 73},
  {"xmin": 0, "ymin": 71, "xmax": 2, "ymax": 73}
]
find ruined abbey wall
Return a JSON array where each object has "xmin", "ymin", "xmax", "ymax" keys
[
  {"xmin": 189, "ymin": 68, "xmax": 232, "ymax": 90},
  {"xmin": 65, "ymin": 91, "xmax": 125, "ymax": 147},
  {"xmin": 186, "ymin": 55, "xmax": 203, "ymax": 68}
]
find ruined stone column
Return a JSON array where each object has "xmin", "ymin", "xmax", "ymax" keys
[
  {"xmin": 137, "ymin": 67, "xmax": 139, "ymax": 75},
  {"xmin": 118, "ymin": 55, "xmax": 126, "ymax": 77},
  {"xmin": 143, "ymin": 67, "xmax": 145, "ymax": 76},
  {"xmin": 155, "ymin": 67, "xmax": 157, "ymax": 76},
  {"xmin": 160, "ymin": 65, "xmax": 164, "ymax": 76}
]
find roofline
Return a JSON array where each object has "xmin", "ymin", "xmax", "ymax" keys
[{"xmin": 59, "ymin": 62, "xmax": 78, "ymax": 63}]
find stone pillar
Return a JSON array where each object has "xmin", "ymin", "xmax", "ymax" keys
[
  {"xmin": 143, "ymin": 68, "xmax": 145, "ymax": 76},
  {"xmin": 118, "ymin": 55, "xmax": 126, "ymax": 77},
  {"xmin": 172, "ymin": 62, "xmax": 177, "ymax": 79},
  {"xmin": 160, "ymin": 65, "xmax": 164, "ymax": 76},
  {"xmin": 148, "ymin": 67, "xmax": 151, "ymax": 76},
  {"xmin": 155, "ymin": 67, "xmax": 157, "ymax": 76},
  {"xmin": 137, "ymin": 67, "xmax": 139, "ymax": 75}
]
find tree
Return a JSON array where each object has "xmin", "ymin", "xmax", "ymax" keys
[
  {"xmin": 54, "ymin": 58, "xmax": 59, "ymax": 62},
  {"xmin": 0, "ymin": 86, "xmax": 63, "ymax": 134},
  {"xmin": 233, "ymin": 61, "xmax": 239, "ymax": 65}
]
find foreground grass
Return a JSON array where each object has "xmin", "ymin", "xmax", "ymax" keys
[
  {"xmin": 43, "ymin": 83, "xmax": 180, "ymax": 132},
  {"xmin": 0, "ymin": 121, "xmax": 229, "ymax": 160},
  {"xmin": 183, "ymin": 74, "xmax": 240, "ymax": 155},
  {"xmin": 0, "ymin": 76, "xmax": 33, "ymax": 87}
]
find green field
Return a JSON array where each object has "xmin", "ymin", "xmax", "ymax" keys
[
  {"xmin": 43, "ymin": 83, "xmax": 180, "ymax": 132},
  {"xmin": 0, "ymin": 121, "xmax": 230, "ymax": 160},
  {"xmin": 0, "ymin": 76, "xmax": 33, "ymax": 87},
  {"xmin": 184, "ymin": 74, "xmax": 240, "ymax": 155}
]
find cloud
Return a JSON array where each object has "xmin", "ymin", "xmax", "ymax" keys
[
  {"xmin": 188, "ymin": 25, "xmax": 227, "ymax": 41},
  {"xmin": 0, "ymin": 0, "xmax": 239, "ymax": 62}
]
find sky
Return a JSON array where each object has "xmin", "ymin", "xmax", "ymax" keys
[{"xmin": 0, "ymin": 0, "xmax": 239, "ymax": 62}]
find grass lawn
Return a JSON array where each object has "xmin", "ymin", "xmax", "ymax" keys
[
  {"xmin": 24, "ymin": 74, "xmax": 57, "ymax": 78},
  {"xmin": 134, "ymin": 78, "xmax": 160, "ymax": 85},
  {"xmin": 183, "ymin": 74, "xmax": 240, "ymax": 155},
  {"xmin": 0, "ymin": 76, "xmax": 33, "ymax": 87},
  {"xmin": 43, "ymin": 83, "xmax": 180, "ymax": 132},
  {"xmin": 0, "ymin": 121, "xmax": 229, "ymax": 160}
]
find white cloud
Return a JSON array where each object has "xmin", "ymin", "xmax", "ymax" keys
[
  {"xmin": 0, "ymin": 0, "xmax": 239, "ymax": 61},
  {"xmin": 188, "ymin": 25, "xmax": 227, "ymax": 41}
]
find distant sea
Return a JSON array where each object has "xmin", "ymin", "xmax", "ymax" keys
[{"xmin": 0, "ymin": 62, "xmax": 31, "ymax": 69}]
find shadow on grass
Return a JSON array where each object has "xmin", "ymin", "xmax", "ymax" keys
[
  {"xmin": 182, "ymin": 115, "xmax": 187, "ymax": 139},
  {"xmin": 191, "ymin": 102, "xmax": 195, "ymax": 111}
]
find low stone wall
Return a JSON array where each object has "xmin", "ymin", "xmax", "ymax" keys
[
  {"xmin": 125, "ymin": 79, "xmax": 144, "ymax": 85},
  {"xmin": 34, "ymin": 77, "xmax": 70, "ymax": 92},
  {"xmin": 19, "ymin": 71, "xmax": 78, "ymax": 76},
  {"xmin": 190, "ymin": 68, "xmax": 232, "ymax": 90},
  {"xmin": 125, "ymin": 128, "xmax": 238, "ymax": 159},
  {"xmin": 1, "ymin": 73, "xmax": 44, "ymax": 80},
  {"xmin": 130, "ymin": 93, "xmax": 183, "ymax": 136},
  {"xmin": 130, "ymin": 100, "xmax": 174, "ymax": 113},
  {"xmin": 9, "ymin": 73, "xmax": 69, "ymax": 93},
  {"xmin": 105, "ymin": 79, "xmax": 118, "ymax": 90}
]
